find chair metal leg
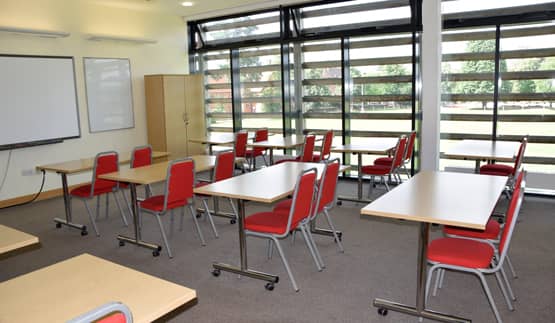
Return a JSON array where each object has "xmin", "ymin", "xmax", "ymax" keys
[
  {"xmin": 112, "ymin": 192, "xmax": 128, "ymax": 227},
  {"xmin": 438, "ymin": 267, "xmax": 446, "ymax": 290},
  {"xmin": 383, "ymin": 176, "xmax": 390, "ymax": 191},
  {"xmin": 154, "ymin": 213, "xmax": 173, "ymax": 259},
  {"xmin": 228, "ymin": 198, "xmax": 238, "ymax": 222},
  {"xmin": 500, "ymin": 266, "xmax": 516, "ymax": 302},
  {"xmin": 425, "ymin": 265, "xmax": 438, "ymax": 302},
  {"xmin": 299, "ymin": 225, "xmax": 323, "ymax": 271},
  {"xmin": 271, "ymin": 237, "xmax": 299, "ymax": 292},
  {"xmin": 96, "ymin": 196, "xmax": 101, "ymax": 220},
  {"xmin": 495, "ymin": 270, "xmax": 514, "ymax": 311},
  {"xmin": 505, "ymin": 255, "xmax": 518, "ymax": 278},
  {"xmin": 83, "ymin": 200, "xmax": 99, "ymax": 236},
  {"xmin": 432, "ymin": 268, "xmax": 443, "ymax": 297},
  {"xmin": 477, "ymin": 272, "xmax": 503, "ymax": 323},
  {"xmin": 105, "ymin": 193, "xmax": 109, "ymax": 219},
  {"xmin": 201, "ymin": 199, "xmax": 219, "ymax": 238},
  {"xmin": 266, "ymin": 239, "xmax": 273, "ymax": 260},
  {"xmin": 188, "ymin": 205, "xmax": 206, "ymax": 246},
  {"xmin": 179, "ymin": 207, "xmax": 185, "ymax": 231},
  {"xmin": 323, "ymin": 209, "xmax": 344, "ymax": 252},
  {"xmin": 119, "ymin": 190, "xmax": 134, "ymax": 219},
  {"xmin": 306, "ymin": 226, "xmax": 325, "ymax": 269}
]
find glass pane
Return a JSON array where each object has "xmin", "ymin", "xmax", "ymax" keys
[{"xmin": 203, "ymin": 50, "xmax": 232, "ymax": 134}]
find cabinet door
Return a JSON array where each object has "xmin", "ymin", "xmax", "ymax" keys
[
  {"xmin": 144, "ymin": 76, "xmax": 167, "ymax": 152},
  {"xmin": 184, "ymin": 74, "xmax": 206, "ymax": 155},
  {"xmin": 163, "ymin": 76, "xmax": 188, "ymax": 156}
]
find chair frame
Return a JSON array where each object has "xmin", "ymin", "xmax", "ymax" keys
[
  {"xmin": 70, "ymin": 151, "xmax": 128, "ymax": 236},
  {"xmin": 245, "ymin": 168, "xmax": 320, "ymax": 291},
  {"xmin": 363, "ymin": 135, "xmax": 407, "ymax": 195},
  {"xmin": 276, "ymin": 134, "xmax": 316, "ymax": 164},
  {"xmin": 247, "ymin": 128, "xmax": 269, "ymax": 170},
  {"xmin": 313, "ymin": 130, "xmax": 333, "ymax": 162},
  {"xmin": 139, "ymin": 158, "xmax": 206, "ymax": 258},
  {"xmin": 234, "ymin": 130, "xmax": 249, "ymax": 173},
  {"xmin": 67, "ymin": 301, "xmax": 133, "ymax": 323}
]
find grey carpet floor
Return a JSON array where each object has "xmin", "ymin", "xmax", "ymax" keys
[{"xmin": 0, "ymin": 179, "xmax": 554, "ymax": 323}]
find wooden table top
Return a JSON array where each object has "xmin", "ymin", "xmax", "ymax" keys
[
  {"xmin": 100, "ymin": 155, "xmax": 216, "ymax": 185},
  {"xmin": 0, "ymin": 224, "xmax": 39, "ymax": 255},
  {"xmin": 0, "ymin": 253, "xmax": 196, "ymax": 323},
  {"xmin": 194, "ymin": 162, "xmax": 349, "ymax": 203},
  {"xmin": 361, "ymin": 171, "xmax": 507, "ymax": 229},
  {"xmin": 443, "ymin": 140, "xmax": 520, "ymax": 162},
  {"xmin": 36, "ymin": 151, "xmax": 169, "ymax": 174},
  {"xmin": 331, "ymin": 138, "xmax": 398, "ymax": 154},
  {"xmin": 250, "ymin": 135, "xmax": 317, "ymax": 149}
]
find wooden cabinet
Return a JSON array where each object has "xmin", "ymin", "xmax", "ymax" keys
[{"xmin": 144, "ymin": 74, "xmax": 205, "ymax": 156}]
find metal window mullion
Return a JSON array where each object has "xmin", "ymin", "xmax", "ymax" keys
[
  {"xmin": 492, "ymin": 25, "xmax": 501, "ymax": 141},
  {"xmin": 230, "ymin": 49, "xmax": 242, "ymax": 131},
  {"xmin": 281, "ymin": 7, "xmax": 293, "ymax": 140},
  {"xmin": 412, "ymin": 30, "xmax": 422, "ymax": 174},
  {"xmin": 341, "ymin": 37, "xmax": 352, "ymax": 172},
  {"xmin": 294, "ymin": 42, "xmax": 303, "ymax": 137}
]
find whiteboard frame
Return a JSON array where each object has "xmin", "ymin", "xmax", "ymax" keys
[
  {"xmin": 83, "ymin": 57, "xmax": 135, "ymax": 133},
  {"xmin": 0, "ymin": 54, "xmax": 81, "ymax": 151}
]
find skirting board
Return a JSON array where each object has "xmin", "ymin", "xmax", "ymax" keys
[{"xmin": 0, "ymin": 183, "xmax": 87, "ymax": 208}]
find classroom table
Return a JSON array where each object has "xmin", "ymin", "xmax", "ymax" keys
[
  {"xmin": 189, "ymin": 132, "xmax": 256, "ymax": 154},
  {"xmin": 36, "ymin": 151, "xmax": 169, "ymax": 236},
  {"xmin": 100, "ymin": 155, "xmax": 217, "ymax": 255},
  {"xmin": 249, "ymin": 135, "xmax": 319, "ymax": 165},
  {"xmin": 331, "ymin": 137, "xmax": 398, "ymax": 203},
  {"xmin": 360, "ymin": 171, "xmax": 507, "ymax": 323},
  {"xmin": 193, "ymin": 162, "xmax": 347, "ymax": 289},
  {"xmin": 0, "ymin": 224, "xmax": 39, "ymax": 256},
  {"xmin": 0, "ymin": 253, "xmax": 196, "ymax": 322},
  {"xmin": 443, "ymin": 139, "xmax": 520, "ymax": 173}
]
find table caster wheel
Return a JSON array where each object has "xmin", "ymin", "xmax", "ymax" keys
[
  {"xmin": 230, "ymin": 219, "xmax": 236, "ymax": 224},
  {"xmin": 336, "ymin": 201, "xmax": 343, "ymax": 206},
  {"xmin": 152, "ymin": 250, "xmax": 160, "ymax": 257},
  {"xmin": 196, "ymin": 214, "xmax": 202, "ymax": 218},
  {"xmin": 81, "ymin": 230, "xmax": 88, "ymax": 236},
  {"xmin": 212, "ymin": 269, "xmax": 221, "ymax": 277},
  {"xmin": 56, "ymin": 223, "xmax": 62, "ymax": 228},
  {"xmin": 497, "ymin": 217, "xmax": 504, "ymax": 224},
  {"xmin": 265, "ymin": 282, "xmax": 274, "ymax": 291},
  {"xmin": 378, "ymin": 308, "xmax": 388, "ymax": 316},
  {"xmin": 119, "ymin": 240, "xmax": 125, "ymax": 247}
]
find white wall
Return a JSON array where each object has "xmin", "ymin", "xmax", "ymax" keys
[{"xmin": 0, "ymin": 0, "xmax": 188, "ymax": 200}]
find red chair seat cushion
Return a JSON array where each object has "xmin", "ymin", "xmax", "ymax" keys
[
  {"xmin": 479, "ymin": 164, "xmax": 514, "ymax": 177},
  {"xmin": 140, "ymin": 195, "xmax": 186, "ymax": 212},
  {"xmin": 428, "ymin": 238, "xmax": 494, "ymax": 269},
  {"xmin": 274, "ymin": 158, "xmax": 297, "ymax": 164},
  {"xmin": 444, "ymin": 219, "xmax": 501, "ymax": 240},
  {"xmin": 374, "ymin": 157, "xmax": 393, "ymax": 166},
  {"xmin": 361, "ymin": 164, "xmax": 391, "ymax": 175},
  {"xmin": 118, "ymin": 182, "xmax": 129, "ymax": 189},
  {"xmin": 70, "ymin": 182, "xmax": 116, "ymax": 198},
  {"xmin": 245, "ymin": 149, "xmax": 264, "ymax": 158},
  {"xmin": 273, "ymin": 199, "xmax": 292, "ymax": 213},
  {"xmin": 245, "ymin": 211, "xmax": 298, "ymax": 235},
  {"xmin": 98, "ymin": 313, "xmax": 126, "ymax": 323},
  {"xmin": 312, "ymin": 152, "xmax": 322, "ymax": 162}
]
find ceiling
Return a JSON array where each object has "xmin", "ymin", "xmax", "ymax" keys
[{"xmin": 88, "ymin": 0, "xmax": 299, "ymax": 18}]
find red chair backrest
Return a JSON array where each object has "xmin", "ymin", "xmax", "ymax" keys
[
  {"xmin": 391, "ymin": 136, "xmax": 407, "ymax": 169},
  {"xmin": 316, "ymin": 158, "xmax": 340, "ymax": 214},
  {"xmin": 512, "ymin": 137, "xmax": 527, "ymax": 176},
  {"xmin": 320, "ymin": 130, "xmax": 334, "ymax": 161},
  {"xmin": 287, "ymin": 169, "xmax": 317, "ymax": 233},
  {"xmin": 165, "ymin": 158, "xmax": 194, "ymax": 209},
  {"xmin": 499, "ymin": 171, "xmax": 525, "ymax": 254},
  {"xmin": 214, "ymin": 150, "xmax": 235, "ymax": 182},
  {"xmin": 404, "ymin": 131, "xmax": 416, "ymax": 163},
  {"xmin": 131, "ymin": 145, "xmax": 152, "ymax": 168},
  {"xmin": 92, "ymin": 152, "xmax": 119, "ymax": 191},
  {"xmin": 300, "ymin": 135, "xmax": 316, "ymax": 162},
  {"xmin": 253, "ymin": 128, "xmax": 269, "ymax": 154},
  {"xmin": 234, "ymin": 131, "xmax": 248, "ymax": 158}
]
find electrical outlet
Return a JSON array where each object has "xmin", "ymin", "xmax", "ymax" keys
[{"xmin": 21, "ymin": 168, "xmax": 37, "ymax": 176}]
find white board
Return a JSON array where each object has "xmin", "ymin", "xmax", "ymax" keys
[
  {"xmin": 0, "ymin": 55, "xmax": 80, "ymax": 150},
  {"xmin": 84, "ymin": 58, "xmax": 134, "ymax": 133}
]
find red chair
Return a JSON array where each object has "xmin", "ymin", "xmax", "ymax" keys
[
  {"xmin": 245, "ymin": 128, "xmax": 269, "ymax": 169},
  {"xmin": 425, "ymin": 173, "xmax": 525, "ymax": 323},
  {"xmin": 70, "ymin": 151, "xmax": 128, "ymax": 236},
  {"xmin": 374, "ymin": 130, "xmax": 416, "ymax": 180},
  {"xmin": 245, "ymin": 168, "xmax": 319, "ymax": 291},
  {"xmin": 274, "ymin": 158, "xmax": 344, "ymax": 253},
  {"xmin": 312, "ymin": 130, "xmax": 333, "ymax": 162},
  {"xmin": 275, "ymin": 134, "xmax": 316, "ymax": 164},
  {"xmin": 234, "ymin": 130, "xmax": 249, "ymax": 172},
  {"xmin": 361, "ymin": 135, "xmax": 407, "ymax": 194},
  {"xmin": 480, "ymin": 136, "xmax": 527, "ymax": 194},
  {"xmin": 67, "ymin": 301, "xmax": 132, "ymax": 323},
  {"xmin": 139, "ymin": 158, "xmax": 205, "ymax": 258},
  {"xmin": 195, "ymin": 150, "xmax": 238, "ymax": 237}
]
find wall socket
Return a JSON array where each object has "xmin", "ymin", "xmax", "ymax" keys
[{"xmin": 21, "ymin": 168, "xmax": 37, "ymax": 176}]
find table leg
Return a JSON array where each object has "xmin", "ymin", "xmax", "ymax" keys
[
  {"xmin": 212, "ymin": 199, "xmax": 278, "ymax": 284},
  {"xmin": 269, "ymin": 148, "xmax": 274, "ymax": 165},
  {"xmin": 372, "ymin": 222, "xmax": 471, "ymax": 323},
  {"xmin": 337, "ymin": 152, "xmax": 372, "ymax": 204},
  {"xmin": 117, "ymin": 183, "xmax": 161, "ymax": 254},
  {"xmin": 474, "ymin": 160, "xmax": 481, "ymax": 174},
  {"xmin": 53, "ymin": 172, "xmax": 87, "ymax": 235}
]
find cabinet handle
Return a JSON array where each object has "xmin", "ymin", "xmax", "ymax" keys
[{"xmin": 183, "ymin": 113, "xmax": 189, "ymax": 125}]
